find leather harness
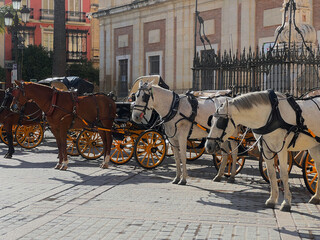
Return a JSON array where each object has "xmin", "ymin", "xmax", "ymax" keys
[{"xmin": 253, "ymin": 89, "xmax": 320, "ymax": 148}]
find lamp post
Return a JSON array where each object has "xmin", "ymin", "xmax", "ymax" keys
[{"xmin": 4, "ymin": 0, "xmax": 30, "ymax": 83}]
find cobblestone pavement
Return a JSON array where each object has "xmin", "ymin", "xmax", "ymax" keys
[{"xmin": 0, "ymin": 132, "xmax": 319, "ymax": 240}]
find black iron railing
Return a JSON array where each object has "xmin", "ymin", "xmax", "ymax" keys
[
  {"xmin": 39, "ymin": 9, "xmax": 54, "ymax": 20},
  {"xmin": 66, "ymin": 11, "xmax": 86, "ymax": 22},
  {"xmin": 193, "ymin": 44, "xmax": 320, "ymax": 97}
]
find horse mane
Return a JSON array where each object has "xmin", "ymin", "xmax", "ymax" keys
[{"xmin": 231, "ymin": 91, "xmax": 283, "ymax": 110}]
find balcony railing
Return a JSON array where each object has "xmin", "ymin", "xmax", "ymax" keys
[
  {"xmin": 39, "ymin": 10, "xmax": 86, "ymax": 22},
  {"xmin": 67, "ymin": 51, "xmax": 87, "ymax": 62},
  {"xmin": 66, "ymin": 11, "xmax": 86, "ymax": 22},
  {"xmin": 40, "ymin": 9, "xmax": 54, "ymax": 21}
]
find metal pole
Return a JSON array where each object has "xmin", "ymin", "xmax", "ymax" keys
[
  {"xmin": 192, "ymin": 0, "xmax": 198, "ymax": 90},
  {"xmin": 13, "ymin": 13, "xmax": 21, "ymax": 81},
  {"xmin": 287, "ymin": 0, "xmax": 293, "ymax": 94}
]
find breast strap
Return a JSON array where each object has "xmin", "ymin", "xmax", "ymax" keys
[{"xmin": 161, "ymin": 91, "xmax": 180, "ymax": 123}]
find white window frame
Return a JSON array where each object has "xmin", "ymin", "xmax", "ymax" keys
[
  {"xmin": 42, "ymin": 28, "xmax": 54, "ymax": 51},
  {"xmin": 145, "ymin": 51, "xmax": 162, "ymax": 76}
]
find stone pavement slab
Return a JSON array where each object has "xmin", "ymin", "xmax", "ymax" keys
[{"xmin": 0, "ymin": 132, "xmax": 319, "ymax": 239}]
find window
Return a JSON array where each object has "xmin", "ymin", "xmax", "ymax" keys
[
  {"xmin": 42, "ymin": 30, "xmax": 53, "ymax": 51},
  {"xmin": 67, "ymin": 0, "xmax": 84, "ymax": 22},
  {"xmin": 149, "ymin": 56, "xmax": 160, "ymax": 75},
  {"xmin": 43, "ymin": 0, "xmax": 54, "ymax": 9},
  {"xmin": 20, "ymin": 29, "xmax": 34, "ymax": 47},
  {"xmin": 146, "ymin": 51, "xmax": 162, "ymax": 76},
  {"xmin": 66, "ymin": 30, "xmax": 87, "ymax": 61},
  {"xmin": 21, "ymin": 0, "xmax": 29, "ymax": 7}
]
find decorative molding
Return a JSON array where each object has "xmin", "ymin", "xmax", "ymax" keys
[{"xmin": 92, "ymin": 0, "xmax": 168, "ymax": 18}]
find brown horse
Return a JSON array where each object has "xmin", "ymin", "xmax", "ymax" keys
[
  {"xmin": 0, "ymin": 89, "xmax": 42, "ymax": 158},
  {"xmin": 12, "ymin": 80, "xmax": 116, "ymax": 170}
]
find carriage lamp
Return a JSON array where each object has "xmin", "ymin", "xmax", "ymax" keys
[{"xmin": 4, "ymin": 2, "xmax": 30, "ymax": 83}]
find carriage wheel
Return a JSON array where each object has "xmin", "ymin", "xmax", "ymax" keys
[
  {"xmin": 186, "ymin": 140, "xmax": 205, "ymax": 161},
  {"xmin": 134, "ymin": 130, "xmax": 166, "ymax": 169},
  {"xmin": 66, "ymin": 129, "xmax": 81, "ymax": 156},
  {"xmin": 0, "ymin": 125, "xmax": 18, "ymax": 146},
  {"xmin": 259, "ymin": 151, "xmax": 293, "ymax": 183},
  {"xmin": 302, "ymin": 152, "xmax": 317, "ymax": 194},
  {"xmin": 77, "ymin": 130, "xmax": 104, "ymax": 160},
  {"xmin": 110, "ymin": 135, "xmax": 136, "ymax": 164},
  {"xmin": 291, "ymin": 150, "xmax": 306, "ymax": 168},
  {"xmin": 15, "ymin": 124, "xmax": 44, "ymax": 149},
  {"xmin": 213, "ymin": 152, "xmax": 246, "ymax": 177}
]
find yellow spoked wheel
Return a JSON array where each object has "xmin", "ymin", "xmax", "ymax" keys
[
  {"xmin": 186, "ymin": 140, "xmax": 205, "ymax": 161},
  {"xmin": 110, "ymin": 135, "xmax": 136, "ymax": 164},
  {"xmin": 302, "ymin": 151, "xmax": 317, "ymax": 194},
  {"xmin": 66, "ymin": 129, "xmax": 81, "ymax": 156},
  {"xmin": 15, "ymin": 124, "xmax": 44, "ymax": 149},
  {"xmin": 134, "ymin": 130, "xmax": 166, "ymax": 169},
  {"xmin": 77, "ymin": 130, "xmax": 104, "ymax": 160},
  {"xmin": 292, "ymin": 150, "xmax": 306, "ymax": 168},
  {"xmin": 0, "ymin": 125, "xmax": 18, "ymax": 146},
  {"xmin": 259, "ymin": 151, "xmax": 293, "ymax": 183},
  {"xmin": 213, "ymin": 152, "xmax": 246, "ymax": 177}
]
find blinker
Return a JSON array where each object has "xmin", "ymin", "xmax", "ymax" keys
[
  {"xmin": 142, "ymin": 93, "xmax": 150, "ymax": 103},
  {"xmin": 216, "ymin": 117, "xmax": 229, "ymax": 130}
]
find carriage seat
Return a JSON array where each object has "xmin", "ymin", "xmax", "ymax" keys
[
  {"xmin": 115, "ymin": 102, "xmax": 131, "ymax": 123},
  {"xmin": 191, "ymin": 89, "xmax": 232, "ymax": 98}
]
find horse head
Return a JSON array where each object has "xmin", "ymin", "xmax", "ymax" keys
[
  {"xmin": 131, "ymin": 80, "xmax": 154, "ymax": 123},
  {"xmin": 10, "ymin": 80, "xmax": 28, "ymax": 112},
  {"xmin": 205, "ymin": 100, "xmax": 236, "ymax": 154}
]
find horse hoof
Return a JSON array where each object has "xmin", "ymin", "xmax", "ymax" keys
[
  {"xmin": 280, "ymin": 202, "xmax": 291, "ymax": 212},
  {"xmin": 265, "ymin": 200, "xmax": 276, "ymax": 209},
  {"xmin": 178, "ymin": 179, "xmax": 187, "ymax": 185},
  {"xmin": 213, "ymin": 176, "xmax": 221, "ymax": 182},
  {"xmin": 172, "ymin": 178, "xmax": 180, "ymax": 184},
  {"xmin": 309, "ymin": 197, "xmax": 320, "ymax": 204},
  {"xmin": 4, "ymin": 154, "xmax": 12, "ymax": 159},
  {"xmin": 54, "ymin": 164, "xmax": 62, "ymax": 170},
  {"xmin": 60, "ymin": 165, "xmax": 68, "ymax": 171},
  {"xmin": 100, "ymin": 164, "xmax": 108, "ymax": 169},
  {"xmin": 227, "ymin": 177, "xmax": 235, "ymax": 183}
]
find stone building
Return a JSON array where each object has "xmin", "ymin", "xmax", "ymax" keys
[{"xmin": 93, "ymin": 0, "xmax": 320, "ymax": 96}]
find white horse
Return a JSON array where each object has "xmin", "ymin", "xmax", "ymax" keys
[
  {"xmin": 205, "ymin": 90, "xmax": 320, "ymax": 211},
  {"xmin": 132, "ymin": 81, "xmax": 238, "ymax": 185}
]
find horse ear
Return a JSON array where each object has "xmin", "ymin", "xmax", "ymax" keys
[
  {"xmin": 207, "ymin": 115, "xmax": 213, "ymax": 127},
  {"xmin": 139, "ymin": 80, "xmax": 143, "ymax": 87}
]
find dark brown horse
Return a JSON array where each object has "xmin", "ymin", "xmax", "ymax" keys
[
  {"xmin": 0, "ymin": 89, "xmax": 42, "ymax": 158},
  {"xmin": 12, "ymin": 80, "xmax": 116, "ymax": 170}
]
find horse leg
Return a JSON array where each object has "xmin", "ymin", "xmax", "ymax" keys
[
  {"xmin": 308, "ymin": 146, "xmax": 320, "ymax": 204},
  {"xmin": 264, "ymin": 155, "xmax": 279, "ymax": 208},
  {"xmin": 228, "ymin": 140, "xmax": 238, "ymax": 183},
  {"xmin": 50, "ymin": 128, "xmax": 64, "ymax": 169},
  {"xmin": 213, "ymin": 141, "xmax": 229, "ymax": 182},
  {"xmin": 100, "ymin": 131, "xmax": 112, "ymax": 169},
  {"xmin": 59, "ymin": 131, "xmax": 69, "ymax": 171},
  {"xmin": 178, "ymin": 137, "xmax": 188, "ymax": 185},
  {"xmin": 279, "ymin": 150, "xmax": 292, "ymax": 212},
  {"xmin": 171, "ymin": 139, "xmax": 181, "ymax": 184},
  {"xmin": 4, "ymin": 124, "xmax": 14, "ymax": 159}
]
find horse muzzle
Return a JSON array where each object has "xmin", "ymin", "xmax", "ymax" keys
[{"xmin": 205, "ymin": 139, "xmax": 221, "ymax": 154}]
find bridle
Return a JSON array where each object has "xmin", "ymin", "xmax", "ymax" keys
[
  {"xmin": 132, "ymin": 86, "xmax": 153, "ymax": 120},
  {"xmin": 206, "ymin": 102, "xmax": 236, "ymax": 143},
  {"xmin": 11, "ymin": 83, "xmax": 26, "ymax": 111}
]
